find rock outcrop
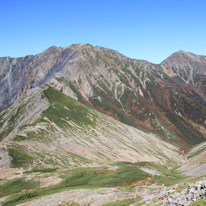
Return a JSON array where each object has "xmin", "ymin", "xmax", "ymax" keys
[{"xmin": 160, "ymin": 179, "xmax": 206, "ymax": 205}]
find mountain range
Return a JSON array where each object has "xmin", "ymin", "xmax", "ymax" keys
[
  {"xmin": 1, "ymin": 44, "xmax": 206, "ymax": 146},
  {"xmin": 0, "ymin": 44, "xmax": 206, "ymax": 206}
]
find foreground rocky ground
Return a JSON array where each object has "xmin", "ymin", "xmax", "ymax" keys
[{"xmin": 159, "ymin": 179, "xmax": 206, "ymax": 206}]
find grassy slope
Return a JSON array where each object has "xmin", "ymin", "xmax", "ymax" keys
[
  {"xmin": 1, "ymin": 162, "xmax": 186, "ymax": 206},
  {"xmin": 43, "ymin": 85, "xmax": 96, "ymax": 128},
  {"xmin": 1, "ymin": 86, "xmax": 183, "ymax": 170}
]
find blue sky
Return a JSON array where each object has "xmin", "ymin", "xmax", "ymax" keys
[{"xmin": 0, "ymin": 0, "xmax": 206, "ymax": 63}]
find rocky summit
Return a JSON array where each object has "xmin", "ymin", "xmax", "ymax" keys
[
  {"xmin": 161, "ymin": 50, "xmax": 206, "ymax": 100},
  {"xmin": 0, "ymin": 44, "xmax": 206, "ymax": 206}
]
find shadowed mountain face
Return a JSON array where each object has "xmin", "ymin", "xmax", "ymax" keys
[{"xmin": 1, "ymin": 44, "xmax": 206, "ymax": 146}]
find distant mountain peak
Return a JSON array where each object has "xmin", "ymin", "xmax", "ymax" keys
[{"xmin": 161, "ymin": 49, "xmax": 206, "ymax": 96}]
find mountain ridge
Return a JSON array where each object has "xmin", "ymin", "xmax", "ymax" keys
[{"xmin": 1, "ymin": 44, "xmax": 206, "ymax": 147}]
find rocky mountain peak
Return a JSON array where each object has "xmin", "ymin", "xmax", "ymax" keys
[
  {"xmin": 161, "ymin": 50, "xmax": 206, "ymax": 86},
  {"xmin": 42, "ymin": 46, "xmax": 60, "ymax": 54},
  {"xmin": 162, "ymin": 50, "xmax": 197, "ymax": 65}
]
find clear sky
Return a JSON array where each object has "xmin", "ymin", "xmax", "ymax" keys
[{"xmin": 1, "ymin": 0, "xmax": 206, "ymax": 63}]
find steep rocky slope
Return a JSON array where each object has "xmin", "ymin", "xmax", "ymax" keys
[
  {"xmin": 0, "ymin": 86, "xmax": 183, "ymax": 172},
  {"xmin": 161, "ymin": 50, "xmax": 206, "ymax": 99},
  {"xmin": 1, "ymin": 44, "xmax": 206, "ymax": 147}
]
